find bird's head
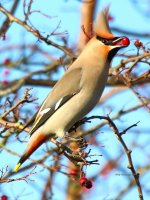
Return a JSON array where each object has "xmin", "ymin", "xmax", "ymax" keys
[{"xmin": 94, "ymin": 7, "xmax": 130, "ymax": 62}]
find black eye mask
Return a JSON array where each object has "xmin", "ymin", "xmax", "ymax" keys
[{"xmin": 96, "ymin": 36, "xmax": 120, "ymax": 46}]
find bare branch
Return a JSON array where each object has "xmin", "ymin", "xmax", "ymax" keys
[
  {"xmin": 72, "ymin": 115, "xmax": 143, "ymax": 200},
  {"xmin": 0, "ymin": 5, "xmax": 75, "ymax": 58},
  {"xmin": 0, "ymin": 0, "xmax": 19, "ymax": 38}
]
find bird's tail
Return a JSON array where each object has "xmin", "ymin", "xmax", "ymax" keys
[{"xmin": 14, "ymin": 131, "xmax": 48, "ymax": 172}]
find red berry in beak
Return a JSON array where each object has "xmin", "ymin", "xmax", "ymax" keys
[{"xmin": 121, "ymin": 37, "xmax": 130, "ymax": 46}]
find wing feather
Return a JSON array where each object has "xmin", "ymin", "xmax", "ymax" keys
[{"xmin": 29, "ymin": 68, "xmax": 82, "ymax": 135}]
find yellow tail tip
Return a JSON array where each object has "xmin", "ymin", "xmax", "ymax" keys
[{"xmin": 14, "ymin": 163, "xmax": 21, "ymax": 172}]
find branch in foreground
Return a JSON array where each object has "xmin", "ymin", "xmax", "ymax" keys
[
  {"xmin": 0, "ymin": 5, "xmax": 75, "ymax": 58},
  {"xmin": 0, "ymin": 0, "xmax": 19, "ymax": 37},
  {"xmin": 72, "ymin": 115, "xmax": 143, "ymax": 200},
  {"xmin": 0, "ymin": 166, "xmax": 36, "ymax": 183}
]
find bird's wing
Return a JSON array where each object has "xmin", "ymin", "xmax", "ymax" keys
[{"xmin": 29, "ymin": 68, "xmax": 82, "ymax": 135}]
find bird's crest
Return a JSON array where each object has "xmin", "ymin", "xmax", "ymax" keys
[{"xmin": 94, "ymin": 7, "xmax": 114, "ymax": 39}]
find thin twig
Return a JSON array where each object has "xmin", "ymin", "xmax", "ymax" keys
[
  {"xmin": 0, "ymin": 5, "xmax": 75, "ymax": 58},
  {"xmin": 75, "ymin": 115, "xmax": 143, "ymax": 200}
]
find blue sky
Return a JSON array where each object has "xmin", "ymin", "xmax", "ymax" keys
[{"xmin": 0, "ymin": 0, "xmax": 150, "ymax": 200}]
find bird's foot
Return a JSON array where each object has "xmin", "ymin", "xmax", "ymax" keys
[{"xmin": 64, "ymin": 134, "xmax": 88, "ymax": 150}]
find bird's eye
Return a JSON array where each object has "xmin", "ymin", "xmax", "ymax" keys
[
  {"xmin": 101, "ymin": 38, "xmax": 107, "ymax": 44},
  {"xmin": 96, "ymin": 36, "xmax": 110, "ymax": 45},
  {"xmin": 101, "ymin": 38, "xmax": 111, "ymax": 45}
]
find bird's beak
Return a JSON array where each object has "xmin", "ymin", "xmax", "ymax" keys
[{"xmin": 112, "ymin": 36, "xmax": 130, "ymax": 47}]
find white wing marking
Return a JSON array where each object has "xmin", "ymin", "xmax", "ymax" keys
[
  {"xmin": 55, "ymin": 98, "xmax": 63, "ymax": 110},
  {"xmin": 40, "ymin": 108, "xmax": 51, "ymax": 115}
]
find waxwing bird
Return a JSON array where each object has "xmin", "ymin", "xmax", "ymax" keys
[{"xmin": 14, "ymin": 8, "xmax": 130, "ymax": 172}]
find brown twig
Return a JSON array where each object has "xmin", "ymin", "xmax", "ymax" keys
[
  {"xmin": 0, "ymin": 89, "xmax": 37, "ymax": 134},
  {"xmin": 129, "ymin": 86, "xmax": 150, "ymax": 113},
  {"xmin": 116, "ymin": 164, "xmax": 149, "ymax": 200},
  {"xmin": 113, "ymin": 52, "xmax": 150, "ymax": 71},
  {"xmin": 0, "ymin": 118, "xmax": 30, "ymax": 133},
  {"xmin": 1, "ymin": 88, "xmax": 35, "ymax": 118},
  {"xmin": 0, "ymin": 0, "xmax": 19, "ymax": 38},
  {"xmin": 76, "ymin": 115, "xmax": 143, "ymax": 200},
  {"xmin": 0, "ymin": 5, "xmax": 75, "ymax": 58},
  {"xmin": 82, "ymin": 102, "xmax": 149, "ymax": 136},
  {"xmin": 0, "ymin": 166, "xmax": 37, "ymax": 183},
  {"xmin": 0, "ymin": 61, "xmax": 58, "ymax": 97}
]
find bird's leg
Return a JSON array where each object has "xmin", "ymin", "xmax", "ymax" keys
[
  {"xmin": 64, "ymin": 134, "xmax": 81, "ymax": 141},
  {"xmin": 64, "ymin": 134, "xmax": 88, "ymax": 148},
  {"xmin": 66, "ymin": 117, "xmax": 92, "ymax": 141},
  {"xmin": 68, "ymin": 117, "xmax": 92, "ymax": 133},
  {"xmin": 51, "ymin": 135, "xmax": 99, "ymax": 168},
  {"xmin": 64, "ymin": 117, "xmax": 92, "ymax": 148}
]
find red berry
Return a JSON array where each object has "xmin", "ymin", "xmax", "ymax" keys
[
  {"xmin": 108, "ymin": 15, "xmax": 114, "ymax": 22},
  {"xmin": 85, "ymin": 179, "xmax": 92, "ymax": 189},
  {"xmin": 3, "ymin": 58, "xmax": 11, "ymax": 65},
  {"xmin": 2, "ymin": 80, "xmax": 8, "ymax": 85},
  {"xmin": 3, "ymin": 69, "xmax": 10, "ymax": 76},
  {"xmin": 121, "ymin": 37, "xmax": 130, "ymax": 46},
  {"xmin": 80, "ymin": 177, "xmax": 87, "ymax": 186},
  {"xmin": 69, "ymin": 169, "xmax": 78, "ymax": 176},
  {"xmin": 1, "ymin": 195, "xmax": 8, "ymax": 200},
  {"xmin": 134, "ymin": 40, "xmax": 143, "ymax": 48},
  {"xmin": 79, "ymin": 177, "xmax": 93, "ymax": 189}
]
